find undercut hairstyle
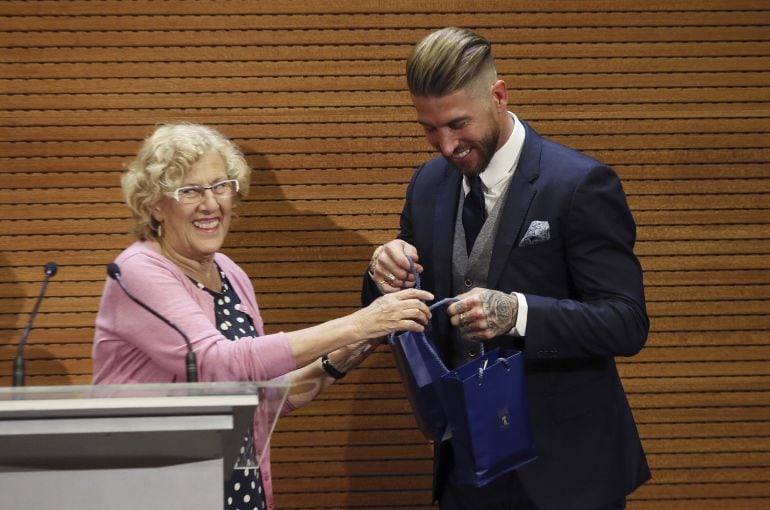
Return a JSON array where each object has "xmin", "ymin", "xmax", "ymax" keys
[
  {"xmin": 121, "ymin": 123, "xmax": 250, "ymax": 241},
  {"xmin": 406, "ymin": 27, "xmax": 497, "ymax": 98}
]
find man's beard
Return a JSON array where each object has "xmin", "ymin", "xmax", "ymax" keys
[{"xmin": 443, "ymin": 123, "xmax": 500, "ymax": 176}]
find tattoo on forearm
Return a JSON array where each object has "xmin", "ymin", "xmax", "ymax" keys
[{"xmin": 482, "ymin": 290, "xmax": 516, "ymax": 335}]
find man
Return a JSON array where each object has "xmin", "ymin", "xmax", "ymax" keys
[{"xmin": 362, "ymin": 27, "xmax": 650, "ymax": 509}]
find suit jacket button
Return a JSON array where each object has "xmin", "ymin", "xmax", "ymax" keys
[
  {"xmin": 468, "ymin": 349, "xmax": 477, "ymax": 357},
  {"xmin": 464, "ymin": 278, "xmax": 473, "ymax": 287}
]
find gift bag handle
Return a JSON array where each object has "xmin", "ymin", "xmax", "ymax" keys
[
  {"xmin": 476, "ymin": 354, "xmax": 510, "ymax": 385},
  {"xmin": 401, "ymin": 256, "xmax": 490, "ymax": 373}
]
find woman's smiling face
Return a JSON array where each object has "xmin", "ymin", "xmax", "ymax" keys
[{"xmin": 154, "ymin": 150, "xmax": 233, "ymax": 263}]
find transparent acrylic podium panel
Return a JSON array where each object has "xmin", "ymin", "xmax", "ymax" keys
[{"xmin": 0, "ymin": 381, "xmax": 290, "ymax": 510}]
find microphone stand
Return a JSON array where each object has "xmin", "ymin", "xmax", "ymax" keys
[
  {"xmin": 107, "ymin": 263, "xmax": 198, "ymax": 383},
  {"xmin": 13, "ymin": 261, "xmax": 58, "ymax": 387}
]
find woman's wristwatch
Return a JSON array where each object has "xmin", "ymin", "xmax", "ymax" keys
[{"xmin": 321, "ymin": 354, "xmax": 347, "ymax": 379}]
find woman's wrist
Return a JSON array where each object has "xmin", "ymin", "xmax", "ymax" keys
[
  {"xmin": 321, "ymin": 339, "xmax": 379, "ymax": 381},
  {"xmin": 321, "ymin": 354, "xmax": 347, "ymax": 379}
]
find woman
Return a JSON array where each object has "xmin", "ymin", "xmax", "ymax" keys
[{"xmin": 92, "ymin": 123, "xmax": 433, "ymax": 510}]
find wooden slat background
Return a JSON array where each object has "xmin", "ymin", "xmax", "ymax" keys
[{"xmin": 0, "ymin": 1, "xmax": 768, "ymax": 508}]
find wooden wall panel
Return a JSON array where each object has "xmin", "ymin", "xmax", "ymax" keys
[{"xmin": 1, "ymin": 1, "xmax": 768, "ymax": 508}]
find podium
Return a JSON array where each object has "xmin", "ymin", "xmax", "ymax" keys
[{"xmin": 0, "ymin": 381, "xmax": 289, "ymax": 510}]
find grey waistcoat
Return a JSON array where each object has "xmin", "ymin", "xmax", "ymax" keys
[{"xmin": 450, "ymin": 180, "xmax": 511, "ymax": 367}]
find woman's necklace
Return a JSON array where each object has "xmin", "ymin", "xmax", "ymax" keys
[
  {"xmin": 192, "ymin": 263, "xmax": 221, "ymax": 292},
  {"xmin": 157, "ymin": 242, "xmax": 221, "ymax": 291}
]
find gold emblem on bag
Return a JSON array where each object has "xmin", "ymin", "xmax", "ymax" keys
[{"xmin": 498, "ymin": 408, "xmax": 511, "ymax": 429}]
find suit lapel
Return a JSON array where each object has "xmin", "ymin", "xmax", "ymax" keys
[
  {"xmin": 432, "ymin": 163, "xmax": 461, "ymax": 300},
  {"xmin": 489, "ymin": 122, "xmax": 542, "ymax": 289}
]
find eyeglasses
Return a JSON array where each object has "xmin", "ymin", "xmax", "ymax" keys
[{"xmin": 165, "ymin": 179, "xmax": 240, "ymax": 204}]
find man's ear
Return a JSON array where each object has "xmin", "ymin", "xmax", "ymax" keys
[{"xmin": 491, "ymin": 79, "xmax": 508, "ymax": 112}]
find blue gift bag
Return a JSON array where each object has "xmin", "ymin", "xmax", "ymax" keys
[
  {"xmin": 437, "ymin": 347, "xmax": 538, "ymax": 486},
  {"xmin": 388, "ymin": 297, "xmax": 457, "ymax": 442},
  {"xmin": 388, "ymin": 257, "xmax": 537, "ymax": 485}
]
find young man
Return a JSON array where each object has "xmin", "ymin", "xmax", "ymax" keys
[{"xmin": 362, "ymin": 27, "xmax": 650, "ymax": 510}]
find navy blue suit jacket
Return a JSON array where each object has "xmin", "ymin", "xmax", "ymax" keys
[{"xmin": 363, "ymin": 121, "xmax": 650, "ymax": 509}]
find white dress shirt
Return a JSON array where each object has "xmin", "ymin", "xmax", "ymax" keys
[{"xmin": 463, "ymin": 113, "xmax": 529, "ymax": 337}]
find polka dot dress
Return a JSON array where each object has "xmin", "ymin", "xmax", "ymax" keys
[
  {"xmin": 191, "ymin": 267, "xmax": 266, "ymax": 510},
  {"xmin": 226, "ymin": 433, "xmax": 267, "ymax": 510},
  {"xmin": 192, "ymin": 269, "xmax": 258, "ymax": 342}
]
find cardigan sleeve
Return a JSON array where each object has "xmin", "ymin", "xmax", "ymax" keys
[{"xmin": 93, "ymin": 244, "xmax": 296, "ymax": 384}]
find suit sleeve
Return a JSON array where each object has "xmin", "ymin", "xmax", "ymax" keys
[
  {"xmin": 523, "ymin": 164, "xmax": 649, "ymax": 359},
  {"xmin": 360, "ymin": 164, "xmax": 422, "ymax": 307}
]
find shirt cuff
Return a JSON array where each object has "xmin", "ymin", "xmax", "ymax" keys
[{"xmin": 507, "ymin": 292, "xmax": 528, "ymax": 337}]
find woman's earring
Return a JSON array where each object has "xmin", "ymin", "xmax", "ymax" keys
[{"xmin": 151, "ymin": 219, "xmax": 163, "ymax": 238}]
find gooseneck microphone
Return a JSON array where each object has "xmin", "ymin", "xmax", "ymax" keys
[
  {"xmin": 13, "ymin": 261, "xmax": 58, "ymax": 387},
  {"xmin": 107, "ymin": 262, "xmax": 199, "ymax": 383}
]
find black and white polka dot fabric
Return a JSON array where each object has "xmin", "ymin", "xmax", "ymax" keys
[
  {"xmin": 225, "ymin": 434, "xmax": 267, "ymax": 510},
  {"xmin": 193, "ymin": 267, "xmax": 258, "ymax": 341},
  {"xmin": 226, "ymin": 465, "xmax": 266, "ymax": 510},
  {"xmin": 191, "ymin": 266, "xmax": 266, "ymax": 510}
]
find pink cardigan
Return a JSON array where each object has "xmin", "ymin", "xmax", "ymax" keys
[{"xmin": 93, "ymin": 241, "xmax": 296, "ymax": 509}]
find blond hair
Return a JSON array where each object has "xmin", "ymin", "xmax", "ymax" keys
[
  {"xmin": 121, "ymin": 123, "xmax": 250, "ymax": 240},
  {"xmin": 406, "ymin": 27, "xmax": 497, "ymax": 98}
]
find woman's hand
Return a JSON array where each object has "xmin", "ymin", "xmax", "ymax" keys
[
  {"xmin": 327, "ymin": 336, "xmax": 384, "ymax": 374},
  {"xmin": 286, "ymin": 336, "xmax": 387, "ymax": 409},
  {"xmin": 353, "ymin": 287, "xmax": 434, "ymax": 339},
  {"xmin": 286, "ymin": 288, "xmax": 432, "ymax": 370}
]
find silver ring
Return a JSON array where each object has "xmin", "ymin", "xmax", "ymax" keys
[
  {"xmin": 386, "ymin": 273, "xmax": 396, "ymax": 283},
  {"xmin": 459, "ymin": 313, "xmax": 465, "ymax": 325}
]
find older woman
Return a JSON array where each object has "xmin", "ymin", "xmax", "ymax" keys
[{"xmin": 92, "ymin": 123, "xmax": 432, "ymax": 510}]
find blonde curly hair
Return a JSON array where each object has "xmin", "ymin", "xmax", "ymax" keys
[{"xmin": 121, "ymin": 123, "xmax": 250, "ymax": 240}]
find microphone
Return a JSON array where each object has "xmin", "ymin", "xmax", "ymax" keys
[
  {"xmin": 13, "ymin": 261, "xmax": 58, "ymax": 387},
  {"xmin": 107, "ymin": 262, "xmax": 198, "ymax": 383}
]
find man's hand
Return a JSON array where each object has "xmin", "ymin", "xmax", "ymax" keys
[
  {"xmin": 368, "ymin": 240, "xmax": 423, "ymax": 293},
  {"xmin": 447, "ymin": 288, "xmax": 518, "ymax": 341}
]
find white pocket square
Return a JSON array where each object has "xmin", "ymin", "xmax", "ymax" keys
[{"xmin": 519, "ymin": 220, "xmax": 550, "ymax": 247}]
